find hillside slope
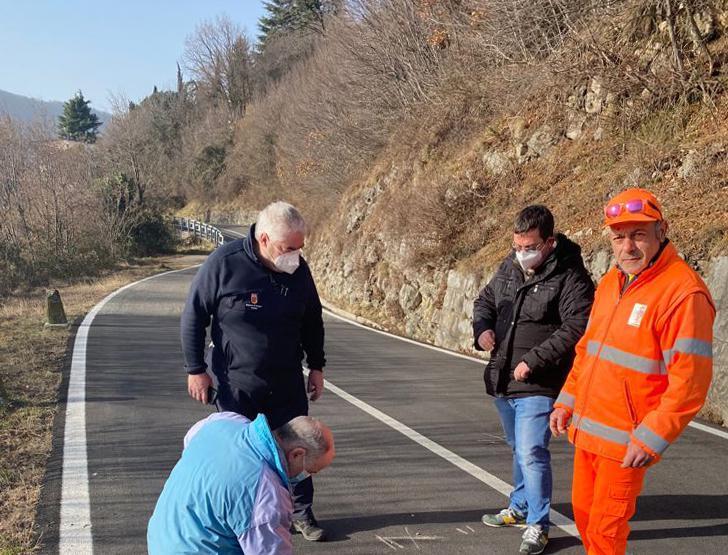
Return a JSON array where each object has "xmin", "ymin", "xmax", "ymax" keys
[{"xmin": 305, "ymin": 14, "xmax": 728, "ymax": 423}]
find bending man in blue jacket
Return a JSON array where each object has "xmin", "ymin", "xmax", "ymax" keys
[
  {"xmin": 181, "ymin": 201, "xmax": 329, "ymax": 540},
  {"xmin": 147, "ymin": 413, "xmax": 335, "ymax": 554}
]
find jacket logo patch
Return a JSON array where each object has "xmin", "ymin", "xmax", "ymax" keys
[
  {"xmin": 245, "ymin": 292, "xmax": 262, "ymax": 310},
  {"xmin": 628, "ymin": 303, "xmax": 647, "ymax": 327}
]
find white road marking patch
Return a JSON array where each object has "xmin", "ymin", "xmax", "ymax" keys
[
  {"xmin": 60, "ymin": 266, "xmax": 201, "ymax": 554},
  {"xmin": 377, "ymin": 535, "xmax": 402, "ymax": 550}
]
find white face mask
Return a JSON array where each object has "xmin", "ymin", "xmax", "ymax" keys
[
  {"xmin": 516, "ymin": 249, "xmax": 543, "ymax": 272},
  {"xmin": 274, "ymin": 250, "xmax": 301, "ymax": 274}
]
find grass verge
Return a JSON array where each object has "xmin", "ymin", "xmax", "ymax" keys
[{"xmin": 0, "ymin": 251, "xmax": 209, "ymax": 554}]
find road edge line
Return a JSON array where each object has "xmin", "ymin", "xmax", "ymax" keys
[
  {"xmin": 322, "ymin": 303, "xmax": 485, "ymax": 365},
  {"xmin": 321, "ymin": 305, "xmax": 728, "ymax": 441},
  {"xmin": 59, "ymin": 265, "xmax": 200, "ymax": 554},
  {"xmin": 303, "ymin": 369, "xmax": 579, "ymax": 538}
]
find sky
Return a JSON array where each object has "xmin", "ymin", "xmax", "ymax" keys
[{"xmin": 0, "ymin": 0, "xmax": 267, "ymax": 112}]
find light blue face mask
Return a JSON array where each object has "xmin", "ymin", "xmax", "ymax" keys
[
  {"xmin": 289, "ymin": 470, "xmax": 310, "ymax": 485},
  {"xmin": 289, "ymin": 453, "xmax": 310, "ymax": 485}
]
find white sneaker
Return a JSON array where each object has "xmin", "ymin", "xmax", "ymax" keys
[{"xmin": 519, "ymin": 524, "xmax": 548, "ymax": 554}]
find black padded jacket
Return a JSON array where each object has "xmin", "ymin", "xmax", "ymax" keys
[{"xmin": 472, "ymin": 234, "xmax": 595, "ymax": 398}]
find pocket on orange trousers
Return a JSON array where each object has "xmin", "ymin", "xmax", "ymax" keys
[{"xmin": 595, "ymin": 483, "xmax": 636, "ymax": 538}]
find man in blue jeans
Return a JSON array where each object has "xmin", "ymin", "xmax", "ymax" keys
[{"xmin": 473, "ymin": 205, "xmax": 594, "ymax": 554}]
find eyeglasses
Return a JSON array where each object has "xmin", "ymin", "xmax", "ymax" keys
[
  {"xmin": 604, "ymin": 199, "xmax": 662, "ymax": 220},
  {"xmin": 512, "ymin": 241, "xmax": 545, "ymax": 253}
]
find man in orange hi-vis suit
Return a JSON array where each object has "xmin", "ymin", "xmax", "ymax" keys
[{"xmin": 550, "ymin": 188, "xmax": 715, "ymax": 554}]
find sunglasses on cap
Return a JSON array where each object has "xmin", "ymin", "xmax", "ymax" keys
[{"xmin": 604, "ymin": 198, "xmax": 662, "ymax": 220}]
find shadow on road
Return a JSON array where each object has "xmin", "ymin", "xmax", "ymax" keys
[
  {"xmin": 633, "ymin": 494, "xmax": 728, "ymax": 521},
  {"xmin": 317, "ymin": 508, "xmax": 582, "ymax": 551},
  {"xmin": 630, "ymin": 521, "xmax": 728, "ymax": 540},
  {"xmin": 554, "ymin": 494, "xmax": 728, "ymax": 542},
  {"xmin": 319, "ymin": 508, "xmax": 483, "ymax": 541}
]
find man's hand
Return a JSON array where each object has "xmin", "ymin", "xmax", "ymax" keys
[
  {"xmin": 477, "ymin": 330, "xmax": 496, "ymax": 351},
  {"xmin": 188, "ymin": 373, "xmax": 212, "ymax": 404},
  {"xmin": 513, "ymin": 361, "xmax": 531, "ymax": 382},
  {"xmin": 621, "ymin": 441, "xmax": 653, "ymax": 468},
  {"xmin": 308, "ymin": 369, "xmax": 324, "ymax": 402},
  {"xmin": 549, "ymin": 408, "xmax": 572, "ymax": 436}
]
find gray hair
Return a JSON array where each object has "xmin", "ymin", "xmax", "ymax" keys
[
  {"xmin": 254, "ymin": 201, "xmax": 307, "ymax": 242},
  {"xmin": 274, "ymin": 416, "xmax": 330, "ymax": 460}
]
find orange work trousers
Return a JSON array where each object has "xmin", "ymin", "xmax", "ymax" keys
[{"xmin": 572, "ymin": 447, "xmax": 647, "ymax": 555}]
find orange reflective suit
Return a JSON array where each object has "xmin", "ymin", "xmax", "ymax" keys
[{"xmin": 554, "ymin": 242, "xmax": 715, "ymax": 554}]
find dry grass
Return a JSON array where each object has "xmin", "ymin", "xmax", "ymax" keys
[{"xmin": 0, "ymin": 253, "xmax": 209, "ymax": 554}]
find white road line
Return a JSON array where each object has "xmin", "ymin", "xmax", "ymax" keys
[
  {"xmin": 60, "ymin": 265, "xmax": 200, "ymax": 554},
  {"xmin": 688, "ymin": 420, "xmax": 728, "ymax": 440},
  {"xmin": 323, "ymin": 307, "xmax": 484, "ymax": 365},
  {"xmin": 303, "ymin": 368, "xmax": 580, "ymax": 537},
  {"xmin": 322, "ymin": 307, "xmax": 728, "ymax": 442}
]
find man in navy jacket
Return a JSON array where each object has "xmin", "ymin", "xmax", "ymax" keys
[{"xmin": 181, "ymin": 201, "xmax": 328, "ymax": 541}]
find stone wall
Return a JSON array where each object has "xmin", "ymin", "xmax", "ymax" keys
[
  {"xmin": 312, "ymin": 236, "xmax": 728, "ymax": 426},
  {"xmin": 703, "ymin": 256, "xmax": 728, "ymax": 425}
]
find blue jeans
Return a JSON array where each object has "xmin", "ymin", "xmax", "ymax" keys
[{"xmin": 494, "ymin": 395, "xmax": 554, "ymax": 529}]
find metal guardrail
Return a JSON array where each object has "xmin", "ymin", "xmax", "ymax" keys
[{"xmin": 173, "ymin": 217, "xmax": 225, "ymax": 247}]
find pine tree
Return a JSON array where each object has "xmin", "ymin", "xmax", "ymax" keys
[
  {"xmin": 258, "ymin": 0, "xmax": 292, "ymax": 44},
  {"xmin": 57, "ymin": 91, "xmax": 102, "ymax": 143},
  {"xmin": 258, "ymin": 0, "xmax": 336, "ymax": 45}
]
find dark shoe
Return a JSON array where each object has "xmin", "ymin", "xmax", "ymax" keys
[{"xmin": 292, "ymin": 514, "xmax": 326, "ymax": 542}]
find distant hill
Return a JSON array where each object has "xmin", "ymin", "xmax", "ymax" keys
[{"xmin": 0, "ymin": 88, "xmax": 111, "ymax": 129}]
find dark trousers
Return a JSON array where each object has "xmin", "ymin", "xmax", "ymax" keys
[{"xmin": 215, "ymin": 381, "xmax": 314, "ymax": 519}]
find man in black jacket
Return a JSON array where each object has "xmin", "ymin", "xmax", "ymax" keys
[
  {"xmin": 473, "ymin": 205, "xmax": 594, "ymax": 555},
  {"xmin": 181, "ymin": 201, "xmax": 328, "ymax": 542}
]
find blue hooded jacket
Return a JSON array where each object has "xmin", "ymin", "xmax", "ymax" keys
[{"xmin": 147, "ymin": 413, "xmax": 293, "ymax": 554}]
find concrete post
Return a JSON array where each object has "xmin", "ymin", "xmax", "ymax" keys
[{"xmin": 45, "ymin": 289, "xmax": 69, "ymax": 328}]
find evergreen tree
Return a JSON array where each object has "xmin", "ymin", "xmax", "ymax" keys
[
  {"xmin": 57, "ymin": 90, "xmax": 102, "ymax": 143},
  {"xmin": 258, "ymin": 0, "xmax": 337, "ymax": 45},
  {"xmin": 258, "ymin": 0, "xmax": 292, "ymax": 44}
]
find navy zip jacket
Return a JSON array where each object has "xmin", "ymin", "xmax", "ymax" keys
[{"xmin": 180, "ymin": 224, "xmax": 325, "ymax": 398}]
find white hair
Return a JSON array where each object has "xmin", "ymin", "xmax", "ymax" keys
[
  {"xmin": 274, "ymin": 416, "xmax": 330, "ymax": 460},
  {"xmin": 254, "ymin": 201, "xmax": 307, "ymax": 242}
]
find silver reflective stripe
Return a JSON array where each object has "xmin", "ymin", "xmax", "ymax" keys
[
  {"xmin": 589, "ymin": 341, "xmax": 663, "ymax": 375},
  {"xmin": 663, "ymin": 338, "xmax": 713, "ymax": 366},
  {"xmin": 556, "ymin": 391, "xmax": 575, "ymax": 409},
  {"xmin": 586, "ymin": 340, "xmax": 600, "ymax": 356},
  {"xmin": 573, "ymin": 413, "xmax": 631, "ymax": 445},
  {"xmin": 634, "ymin": 424, "xmax": 670, "ymax": 454}
]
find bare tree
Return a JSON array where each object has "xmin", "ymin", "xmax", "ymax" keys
[{"xmin": 183, "ymin": 16, "xmax": 253, "ymax": 116}]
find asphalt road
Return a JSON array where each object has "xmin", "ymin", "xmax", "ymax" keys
[{"xmin": 41, "ymin": 249, "xmax": 728, "ymax": 554}]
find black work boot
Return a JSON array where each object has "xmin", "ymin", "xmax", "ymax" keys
[{"xmin": 292, "ymin": 511, "xmax": 326, "ymax": 542}]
